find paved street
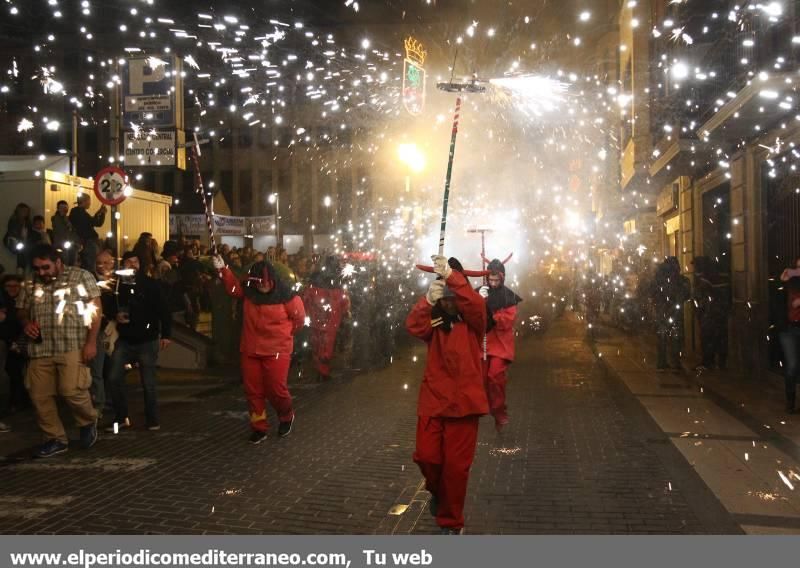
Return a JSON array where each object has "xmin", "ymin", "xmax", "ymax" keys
[{"xmin": 0, "ymin": 317, "xmax": 742, "ymax": 534}]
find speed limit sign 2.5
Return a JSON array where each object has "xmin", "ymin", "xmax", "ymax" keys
[{"xmin": 93, "ymin": 166, "xmax": 129, "ymax": 206}]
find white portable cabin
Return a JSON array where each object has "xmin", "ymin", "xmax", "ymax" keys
[
  {"xmin": 0, "ymin": 159, "xmax": 211, "ymax": 370},
  {"xmin": 0, "ymin": 160, "xmax": 172, "ymax": 269}
]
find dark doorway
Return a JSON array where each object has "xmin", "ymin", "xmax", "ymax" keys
[
  {"xmin": 765, "ymin": 166, "xmax": 800, "ymax": 368},
  {"xmin": 702, "ymin": 183, "xmax": 732, "ymax": 275}
]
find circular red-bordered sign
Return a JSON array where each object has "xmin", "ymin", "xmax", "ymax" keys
[{"xmin": 93, "ymin": 166, "xmax": 129, "ymax": 206}]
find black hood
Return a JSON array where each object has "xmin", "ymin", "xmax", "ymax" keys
[
  {"xmin": 310, "ymin": 256, "xmax": 341, "ymax": 289},
  {"xmin": 486, "ymin": 285, "xmax": 522, "ymax": 312},
  {"xmin": 244, "ymin": 260, "xmax": 295, "ymax": 305},
  {"xmin": 481, "ymin": 282, "xmax": 522, "ymax": 332}
]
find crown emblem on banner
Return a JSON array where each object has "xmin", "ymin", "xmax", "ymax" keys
[{"xmin": 404, "ymin": 37, "xmax": 427, "ymax": 66}]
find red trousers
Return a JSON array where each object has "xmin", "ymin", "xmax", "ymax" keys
[
  {"xmin": 310, "ymin": 326, "xmax": 339, "ymax": 376},
  {"xmin": 483, "ymin": 356, "xmax": 510, "ymax": 425},
  {"xmin": 241, "ymin": 353, "xmax": 294, "ymax": 432},
  {"xmin": 413, "ymin": 415, "xmax": 480, "ymax": 530}
]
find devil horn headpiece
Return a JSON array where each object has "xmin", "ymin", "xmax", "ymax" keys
[{"xmin": 481, "ymin": 252, "xmax": 513, "ymax": 265}]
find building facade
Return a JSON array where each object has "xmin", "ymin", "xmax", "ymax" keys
[{"xmin": 606, "ymin": 0, "xmax": 800, "ymax": 373}]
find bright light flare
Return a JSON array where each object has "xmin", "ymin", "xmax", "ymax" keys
[
  {"xmin": 397, "ymin": 143, "xmax": 426, "ymax": 173},
  {"xmin": 671, "ymin": 62, "xmax": 690, "ymax": 80},
  {"xmin": 563, "ymin": 210, "xmax": 585, "ymax": 233}
]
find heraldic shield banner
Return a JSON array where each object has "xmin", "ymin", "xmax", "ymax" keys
[{"xmin": 402, "ymin": 37, "xmax": 426, "ymax": 116}]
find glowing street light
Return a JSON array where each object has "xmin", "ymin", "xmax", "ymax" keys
[
  {"xmin": 671, "ymin": 62, "xmax": 690, "ymax": 80},
  {"xmin": 268, "ymin": 192, "xmax": 281, "ymax": 246},
  {"xmin": 397, "ymin": 143, "xmax": 426, "ymax": 173}
]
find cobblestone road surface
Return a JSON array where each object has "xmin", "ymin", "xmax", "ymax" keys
[{"xmin": 0, "ymin": 318, "xmax": 739, "ymax": 534}]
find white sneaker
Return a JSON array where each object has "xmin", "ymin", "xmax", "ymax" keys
[{"xmin": 0, "ymin": 422, "xmax": 10, "ymax": 433}]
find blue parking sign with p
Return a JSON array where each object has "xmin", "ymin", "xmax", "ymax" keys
[{"xmin": 123, "ymin": 56, "xmax": 182, "ymax": 127}]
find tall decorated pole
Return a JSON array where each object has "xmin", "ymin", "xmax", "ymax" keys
[
  {"xmin": 438, "ymin": 96, "xmax": 461, "ymax": 255},
  {"xmin": 188, "ymin": 134, "xmax": 216, "ymax": 254},
  {"xmin": 432, "ymin": 73, "xmax": 486, "ymax": 253},
  {"xmin": 469, "ymin": 227, "xmax": 493, "ymax": 360},
  {"xmin": 415, "ymin": 74, "xmax": 488, "ymax": 275}
]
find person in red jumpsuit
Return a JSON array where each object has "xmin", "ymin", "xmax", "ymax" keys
[
  {"xmin": 303, "ymin": 255, "xmax": 350, "ymax": 381},
  {"xmin": 213, "ymin": 256, "xmax": 306, "ymax": 444},
  {"xmin": 406, "ymin": 255, "xmax": 488, "ymax": 535},
  {"xmin": 477, "ymin": 259, "xmax": 522, "ymax": 432}
]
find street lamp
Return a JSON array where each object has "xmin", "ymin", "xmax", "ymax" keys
[
  {"xmin": 397, "ymin": 143, "xmax": 426, "ymax": 195},
  {"xmin": 397, "ymin": 143, "xmax": 426, "ymax": 174},
  {"xmin": 397, "ymin": 143, "xmax": 425, "ymax": 234},
  {"xmin": 268, "ymin": 192, "xmax": 281, "ymax": 247}
]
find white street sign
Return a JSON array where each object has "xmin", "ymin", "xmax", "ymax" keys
[{"xmin": 124, "ymin": 130, "xmax": 177, "ymax": 167}]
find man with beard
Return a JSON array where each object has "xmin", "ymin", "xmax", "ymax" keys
[
  {"xmin": 17, "ymin": 244, "xmax": 101, "ymax": 457},
  {"xmin": 213, "ymin": 255, "xmax": 306, "ymax": 444},
  {"xmin": 303, "ymin": 255, "xmax": 350, "ymax": 381},
  {"xmin": 477, "ymin": 258, "xmax": 522, "ymax": 432},
  {"xmin": 105, "ymin": 252, "xmax": 172, "ymax": 432},
  {"xmin": 406, "ymin": 255, "xmax": 488, "ymax": 535}
]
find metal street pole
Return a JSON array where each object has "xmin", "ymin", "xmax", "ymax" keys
[
  {"xmin": 437, "ymin": 97, "xmax": 461, "ymax": 255},
  {"xmin": 71, "ymin": 110, "xmax": 78, "ymax": 176},
  {"xmin": 276, "ymin": 192, "xmax": 281, "ymax": 249},
  {"xmin": 109, "ymin": 66, "xmax": 121, "ymax": 261}
]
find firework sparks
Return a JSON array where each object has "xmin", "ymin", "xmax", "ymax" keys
[{"xmin": 489, "ymin": 76, "xmax": 569, "ymax": 119}]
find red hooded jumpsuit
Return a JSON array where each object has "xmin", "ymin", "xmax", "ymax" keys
[
  {"xmin": 406, "ymin": 270, "xmax": 488, "ymax": 530},
  {"xmin": 221, "ymin": 267, "xmax": 306, "ymax": 432},
  {"xmin": 303, "ymin": 285, "xmax": 350, "ymax": 378},
  {"xmin": 484, "ymin": 300, "xmax": 518, "ymax": 427}
]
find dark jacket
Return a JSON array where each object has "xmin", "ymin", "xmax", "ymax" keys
[
  {"xmin": 3, "ymin": 216, "xmax": 31, "ymax": 254},
  {"xmin": 0, "ymin": 291, "xmax": 21, "ymax": 344},
  {"xmin": 107, "ymin": 273, "xmax": 172, "ymax": 344},
  {"xmin": 694, "ymin": 274, "xmax": 732, "ymax": 325},
  {"xmin": 650, "ymin": 265, "xmax": 691, "ymax": 331},
  {"xmin": 68, "ymin": 207, "xmax": 105, "ymax": 243},
  {"xmin": 51, "ymin": 214, "xmax": 77, "ymax": 248}
]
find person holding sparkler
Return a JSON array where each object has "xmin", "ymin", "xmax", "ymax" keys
[{"xmin": 105, "ymin": 252, "xmax": 172, "ymax": 433}]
